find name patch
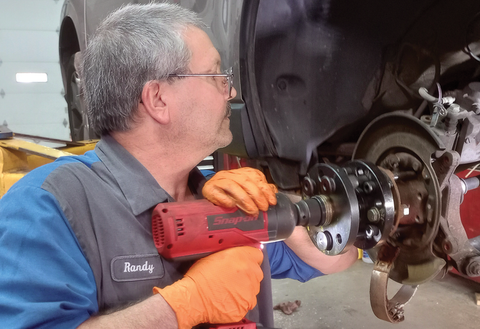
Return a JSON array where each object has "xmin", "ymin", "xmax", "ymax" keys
[{"xmin": 111, "ymin": 254, "xmax": 165, "ymax": 282}]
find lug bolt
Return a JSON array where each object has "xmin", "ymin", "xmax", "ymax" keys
[
  {"xmin": 319, "ymin": 176, "xmax": 336, "ymax": 194},
  {"xmin": 302, "ymin": 176, "xmax": 316, "ymax": 196},
  {"xmin": 367, "ymin": 207, "xmax": 381, "ymax": 223}
]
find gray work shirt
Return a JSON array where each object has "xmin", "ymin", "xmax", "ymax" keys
[{"xmin": 42, "ymin": 134, "xmax": 273, "ymax": 326}]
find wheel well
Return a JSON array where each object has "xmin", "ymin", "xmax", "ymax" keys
[{"xmin": 59, "ymin": 17, "xmax": 80, "ymax": 92}]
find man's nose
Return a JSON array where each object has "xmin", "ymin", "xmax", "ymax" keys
[{"xmin": 229, "ymin": 86, "xmax": 238, "ymax": 100}]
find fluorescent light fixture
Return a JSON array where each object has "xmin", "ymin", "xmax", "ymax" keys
[{"xmin": 16, "ymin": 73, "xmax": 48, "ymax": 83}]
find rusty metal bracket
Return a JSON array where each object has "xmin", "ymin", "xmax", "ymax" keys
[
  {"xmin": 432, "ymin": 151, "xmax": 460, "ymax": 190},
  {"xmin": 438, "ymin": 174, "xmax": 480, "ymax": 275}
]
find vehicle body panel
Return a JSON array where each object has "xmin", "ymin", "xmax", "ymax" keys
[{"xmin": 59, "ymin": 0, "xmax": 480, "ymax": 188}]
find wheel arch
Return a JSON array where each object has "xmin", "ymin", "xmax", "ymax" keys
[{"xmin": 59, "ymin": 16, "xmax": 80, "ymax": 93}]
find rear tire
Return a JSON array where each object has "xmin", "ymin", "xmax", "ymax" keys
[{"xmin": 65, "ymin": 53, "xmax": 97, "ymax": 141}]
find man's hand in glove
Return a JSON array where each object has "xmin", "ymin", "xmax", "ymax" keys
[
  {"xmin": 202, "ymin": 167, "xmax": 278, "ymax": 217},
  {"xmin": 153, "ymin": 246, "xmax": 264, "ymax": 329}
]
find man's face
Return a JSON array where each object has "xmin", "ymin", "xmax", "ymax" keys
[{"xmin": 169, "ymin": 26, "xmax": 236, "ymax": 154}]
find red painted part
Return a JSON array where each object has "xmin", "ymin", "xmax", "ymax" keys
[
  {"xmin": 151, "ymin": 199, "xmax": 269, "ymax": 261},
  {"xmin": 454, "ymin": 170, "xmax": 480, "ymax": 283},
  {"xmin": 458, "ymin": 170, "xmax": 480, "ymax": 238}
]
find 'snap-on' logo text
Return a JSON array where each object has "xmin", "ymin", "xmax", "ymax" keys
[{"xmin": 213, "ymin": 215, "xmax": 258, "ymax": 226}]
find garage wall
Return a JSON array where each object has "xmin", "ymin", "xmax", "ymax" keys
[{"xmin": 0, "ymin": 0, "xmax": 70, "ymax": 141}]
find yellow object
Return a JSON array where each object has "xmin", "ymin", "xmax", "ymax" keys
[
  {"xmin": 0, "ymin": 138, "xmax": 97, "ymax": 198},
  {"xmin": 26, "ymin": 141, "xmax": 97, "ymax": 170},
  {"xmin": 153, "ymin": 246, "xmax": 264, "ymax": 329},
  {"xmin": 0, "ymin": 139, "xmax": 76, "ymax": 160},
  {"xmin": 358, "ymin": 248, "xmax": 362, "ymax": 259},
  {"xmin": 202, "ymin": 167, "xmax": 278, "ymax": 217},
  {"xmin": 0, "ymin": 147, "xmax": 28, "ymax": 197}
]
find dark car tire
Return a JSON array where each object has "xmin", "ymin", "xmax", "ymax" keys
[{"xmin": 65, "ymin": 53, "xmax": 97, "ymax": 141}]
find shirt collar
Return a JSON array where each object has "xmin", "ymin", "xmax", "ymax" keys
[{"xmin": 95, "ymin": 135, "xmax": 205, "ymax": 216}]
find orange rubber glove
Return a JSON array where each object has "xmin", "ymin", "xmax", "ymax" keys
[
  {"xmin": 202, "ymin": 167, "xmax": 278, "ymax": 217},
  {"xmin": 153, "ymin": 246, "xmax": 264, "ymax": 329}
]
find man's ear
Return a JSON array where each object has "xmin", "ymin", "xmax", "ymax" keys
[{"xmin": 140, "ymin": 80, "xmax": 171, "ymax": 125}]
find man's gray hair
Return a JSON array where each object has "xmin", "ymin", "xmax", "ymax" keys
[{"xmin": 81, "ymin": 3, "xmax": 204, "ymax": 135}]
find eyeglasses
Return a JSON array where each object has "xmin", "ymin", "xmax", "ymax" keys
[{"xmin": 168, "ymin": 67, "xmax": 234, "ymax": 98}]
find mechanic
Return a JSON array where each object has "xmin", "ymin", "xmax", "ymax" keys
[{"xmin": 0, "ymin": 3, "xmax": 357, "ymax": 329}]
